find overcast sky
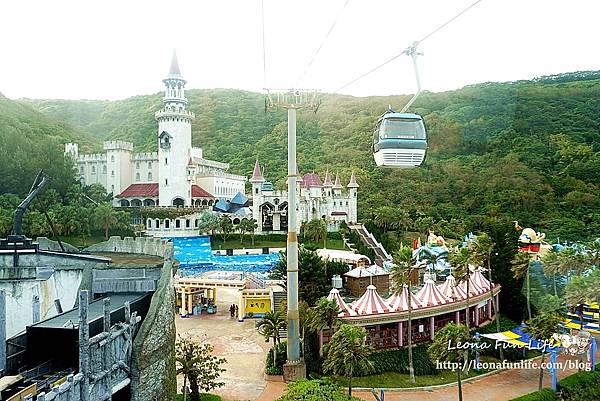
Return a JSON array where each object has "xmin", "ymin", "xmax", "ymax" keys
[{"xmin": 1, "ymin": 0, "xmax": 599, "ymax": 100}]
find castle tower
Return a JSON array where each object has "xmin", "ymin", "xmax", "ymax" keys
[
  {"xmin": 332, "ymin": 173, "xmax": 343, "ymax": 197},
  {"xmin": 156, "ymin": 51, "xmax": 196, "ymax": 206},
  {"xmin": 347, "ymin": 171, "xmax": 359, "ymax": 223},
  {"xmin": 322, "ymin": 170, "xmax": 333, "ymax": 197},
  {"xmin": 250, "ymin": 160, "xmax": 265, "ymax": 231}
]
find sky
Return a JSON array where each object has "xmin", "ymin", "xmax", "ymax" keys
[{"xmin": 1, "ymin": 0, "xmax": 599, "ymax": 100}]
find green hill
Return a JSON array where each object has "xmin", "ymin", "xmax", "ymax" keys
[
  {"xmin": 0, "ymin": 94, "xmax": 100, "ymax": 196},
  {"xmin": 15, "ymin": 70, "xmax": 600, "ymax": 241}
]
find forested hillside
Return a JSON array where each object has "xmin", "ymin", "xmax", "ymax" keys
[{"xmin": 13, "ymin": 71, "xmax": 600, "ymax": 242}]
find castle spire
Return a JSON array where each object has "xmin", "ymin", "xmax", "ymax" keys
[
  {"xmin": 323, "ymin": 170, "xmax": 333, "ymax": 187},
  {"xmin": 347, "ymin": 171, "xmax": 359, "ymax": 188},
  {"xmin": 332, "ymin": 173, "xmax": 342, "ymax": 189},
  {"xmin": 250, "ymin": 160, "xmax": 265, "ymax": 183},
  {"xmin": 169, "ymin": 50, "xmax": 181, "ymax": 76}
]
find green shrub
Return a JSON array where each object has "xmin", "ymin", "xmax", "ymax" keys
[
  {"xmin": 557, "ymin": 368, "xmax": 600, "ymax": 401},
  {"xmin": 265, "ymin": 341, "xmax": 287, "ymax": 375},
  {"xmin": 509, "ymin": 388, "xmax": 556, "ymax": 401},
  {"xmin": 277, "ymin": 379, "xmax": 361, "ymax": 401},
  {"xmin": 353, "ymin": 345, "xmax": 437, "ymax": 377},
  {"xmin": 176, "ymin": 394, "xmax": 222, "ymax": 401}
]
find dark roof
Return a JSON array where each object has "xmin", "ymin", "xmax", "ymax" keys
[
  {"xmin": 213, "ymin": 199, "xmax": 230, "ymax": 212},
  {"xmin": 301, "ymin": 173, "xmax": 322, "ymax": 188},
  {"xmin": 191, "ymin": 184, "xmax": 213, "ymax": 198},
  {"xmin": 331, "ymin": 211, "xmax": 347, "ymax": 216},
  {"xmin": 117, "ymin": 183, "xmax": 158, "ymax": 198}
]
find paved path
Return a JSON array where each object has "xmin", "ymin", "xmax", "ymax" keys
[
  {"xmin": 176, "ymin": 288, "xmax": 270, "ymax": 401},
  {"xmin": 257, "ymin": 351, "xmax": 596, "ymax": 401}
]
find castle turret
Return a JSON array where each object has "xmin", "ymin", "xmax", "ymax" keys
[
  {"xmin": 332, "ymin": 173, "xmax": 343, "ymax": 197},
  {"xmin": 347, "ymin": 171, "xmax": 359, "ymax": 223},
  {"xmin": 322, "ymin": 170, "xmax": 333, "ymax": 197},
  {"xmin": 156, "ymin": 51, "xmax": 195, "ymax": 206}
]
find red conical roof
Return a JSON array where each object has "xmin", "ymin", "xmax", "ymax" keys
[
  {"xmin": 323, "ymin": 170, "xmax": 333, "ymax": 187},
  {"xmin": 250, "ymin": 160, "xmax": 265, "ymax": 183}
]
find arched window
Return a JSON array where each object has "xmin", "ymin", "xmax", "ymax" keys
[
  {"xmin": 148, "ymin": 162, "xmax": 152, "ymax": 169},
  {"xmin": 147, "ymin": 219, "xmax": 152, "ymax": 229},
  {"xmin": 155, "ymin": 219, "xmax": 160, "ymax": 228},
  {"xmin": 91, "ymin": 166, "xmax": 96, "ymax": 173},
  {"xmin": 165, "ymin": 219, "xmax": 170, "ymax": 229},
  {"xmin": 165, "ymin": 158, "xmax": 168, "ymax": 166},
  {"xmin": 111, "ymin": 170, "xmax": 115, "ymax": 177},
  {"xmin": 148, "ymin": 172, "xmax": 152, "ymax": 181},
  {"xmin": 136, "ymin": 172, "xmax": 140, "ymax": 181},
  {"xmin": 102, "ymin": 165, "xmax": 107, "ymax": 174},
  {"xmin": 165, "ymin": 179, "xmax": 168, "ymax": 186},
  {"xmin": 111, "ymin": 155, "xmax": 115, "ymax": 162},
  {"xmin": 136, "ymin": 162, "xmax": 140, "ymax": 169}
]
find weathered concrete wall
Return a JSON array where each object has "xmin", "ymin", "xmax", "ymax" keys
[
  {"xmin": 36, "ymin": 237, "xmax": 80, "ymax": 253},
  {"xmin": 85, "ymin": 236, "xmax": 171, "ymax": 258},
  {"xmin": 92, "ymin": 267, "xmax": 162, "ymax": 294},
  {"xmin": 130, "ymin": 244, "xmax": 176, "ymax": 401},
  {"xmin": 0, "ymin": 251, "xmax": 108, "ymax": 338},
  {"xmin": 0, "ymin": 269, "xmax": 83, "ymax": 337}
]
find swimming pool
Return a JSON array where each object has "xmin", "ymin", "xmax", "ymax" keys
[{"xmin": 170, "ymin": 236, "xmax": 281, "ymax": 275}]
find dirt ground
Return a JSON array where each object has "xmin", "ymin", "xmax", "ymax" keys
[{"xmin": 175, "ymin": 287, "xmax": 271, "ymax": 401}]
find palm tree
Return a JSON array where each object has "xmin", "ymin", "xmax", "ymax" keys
[
  {"xmin": 512, "ymin": 252, "xmax": 533, "ymax": 320},
  {"xmin": 176, "ymin": 336, "xmax": 200, "ymax": 401},
  {"xmin": 218, "ymin": 215, "xmax": 233, "ymax": 242},
  {"xmin": 238, "ymin": 218, "xmax": 250, "ymax": 243},
  {"xmin": 322, "ymin": 324, "xmax": 374, "ymax": 397},
  {"xmin": 472, "ymin": 232, "xmax": 503, "ymax": 361},
  {"xmin": 449, "ymin": 247, "xmax": 474, "ymax": 330},
  {"xmin": 304, "ymin": 219, "xmax": 327, "ymax": 248},
  {"xmin": 419, "ymin": 249, "xmax": 444, "ymax": 278},
  {"xmin": 428, "ymin": 323, "xmax": 471, "ymax": 401},
  {"xmin": 198, "ymin": 212, "xmax": 220, "ymax": 236},
  {"xmin": 541, "ymin": 250, "xmax": 562, "ymax": 297},
  {"xmin": 248, "ymin": 218, "xmax": 258, "ymax": 245},
  {"xmin": 256, "ymin": 311, "xmax": 287, "ymax": 366},
  {"xmin": 524, "ymin": 312, "xmax": 561, "ymax": 392},
  {"xmin": 308, "ymin": 297, "xmax": 343, "ymax": 356},
  {"xmin": 390, "ymin": 243, "xmax": 417, "ymax": 384},
  {"xmin": 93, "ymin": 203, "xmax": 119, "ymax": 239}
]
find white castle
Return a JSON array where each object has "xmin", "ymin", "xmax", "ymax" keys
[
  {"xmin": 249, "ymin": 160, "xmax": 358, "ymax": 233},
  {"xmin": 65, "ymin": 52, "xmax": 246, "ymax": 209}
]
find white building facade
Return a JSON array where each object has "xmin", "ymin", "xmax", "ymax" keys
[
  {"xmin": 65, "ymin": 52, "xmax": 246, "ymax": 209},
  {"xmin": 250, "ymin": 160, "xmax": 358, "ymax": 233}
]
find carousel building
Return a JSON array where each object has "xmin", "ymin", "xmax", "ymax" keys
[{"xmin": 322, "ymin": 268, "xmax": 501, "ymax": 351}]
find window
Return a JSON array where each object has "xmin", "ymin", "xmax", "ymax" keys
[
  {"xmin": 102, "ymin": 165, "xmax": 107, "ymax": 174},
  {"xmin": 148, "ymin": 172, "xmax": 152, "ymax": 181},
  {"xmin": 165, "ymin": 219, "xmax": 170, "ymax": 229},
  {"xmin": 136, "ymin": 162, "xmax": 140, "ymax": 169},
  {"xmin": 136, "ymin": 172, "xmax": 140, "ymax": 181},
  {"xmin": 111, "ymin": 185, "xmax": 114, "ymax": 193},
  {"xmin": 91, "ymin": 166, "xmax": 96, "ymax": 173},
  {"xmin": 80, "ymin": 166, "xmax": 84, "ymax": 174},
  {"xmin": 165, "ymin": 179, "xmax": 168, "ymax": 186},
  {"xmin": 147, "ymin": 219, "xmax": 152, "ymax": 229},
  {"xmin": 148, "ymin": 162, "xmax": 152, "ymax": 169},
  {"xmin": 111, "ymin": 155, "xmax": 115, "ymax": 162},
  {"xmin": 111, "ymin": 170, "xmax": 115, "ymax": 177},
  {"xmin": 175, "ymin": 219, "xmax": 181, "ymax": 229},
  {"xmin": 155, "ymin": 219, "xmax": 160, "ymax": 228},
  {"xmin": 165, "ymin": 158, "xmax": 168, "ymax": 166},
  {"xmin": 194, "ymin": 219, "xmax": 199, "ymax": 228},
  {"xmin": 185, "ymin": 219, "xmax": 190, "ymax": 228},
  {"xmin": 255, "ymin": 188, "xmax": 259, "ymax": 194}
]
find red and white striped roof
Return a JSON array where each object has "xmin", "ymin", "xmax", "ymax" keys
[
  {"xmin": 351, "ymin": 285, "xmax": 391, "ymax": 315},
  {"xmin": 458, "ymin": 275, "xmax": 486, "ymax": 296},
  {"xmin": 387, "ymin": 284, "xmax": 425, "ymax": 312},
  {"xmin": 327, "ymin": 288, "xmax": 356, "ymax": 317},
  {"xmin": 471, "ymin": 269, "xmax": 491, "ymax": 290},
  {"xmin": 416, "ymin": 279, "xmax": 452, "ymax": 307},
  {"xmin": 437, "ymin": 275, "xmax": 468, "ymax": 301}
]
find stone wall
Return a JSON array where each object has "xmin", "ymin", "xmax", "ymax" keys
[
  {"xmin": 85, "ymin": 236, "xmax": 171, "ymax": 258},
  {"xmin": 35, "ymin": 237, "xmax": 80, "ymax": 253},
  {"xmin": 130, "ymin": 242, "xmax": 176, "ymax": 401}
]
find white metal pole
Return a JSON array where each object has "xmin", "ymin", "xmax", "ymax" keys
[{"xmin": 286, "ymin": 107, "xmax": 301, "ymax": 363}]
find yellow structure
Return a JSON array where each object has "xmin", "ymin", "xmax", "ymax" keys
[
  {"xmin": 238, "ymin": 288, "xmax": 273, "ymax": 321},
  {"xmin": 175, "ymin": 276, "xmax": 244, "ymax": 315}
]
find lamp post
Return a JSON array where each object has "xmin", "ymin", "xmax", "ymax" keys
[{"xmin": 265, "ymin": 89, "xmax": 319, "ymax": 380}]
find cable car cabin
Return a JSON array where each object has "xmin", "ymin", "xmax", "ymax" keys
[{"xmin": 373, "ymin": 112, "xmax": 427, "ymax": 168}]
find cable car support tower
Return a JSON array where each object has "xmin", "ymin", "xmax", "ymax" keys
[{"xmin": 265, "ymin": 89, "xmax": 320, "ymax": 381}]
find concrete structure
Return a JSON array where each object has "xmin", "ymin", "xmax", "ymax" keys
[
  {"xmin": 250, "ymin": 161, "xmax": 359, "ymax": 234},
  {"xmin": 65, "ymin": 52, "xmax": 245, "ymax": 209}
]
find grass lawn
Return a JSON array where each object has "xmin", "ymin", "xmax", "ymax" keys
[
  {"xmin": 335, "ymin": 368, "xmax": 488, "ymax": 388},
  {"xmin": 56, "ymin": 235, "xmax": 107, "ymax": 249},
  {"xmin": 176, "ymin": 394, "xmax": 222, "ymax": 401}
]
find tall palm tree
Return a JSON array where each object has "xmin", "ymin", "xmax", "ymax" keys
[
  {"xmin": 428, "ymin": 323, "xmax": 471, "ymax": 401},
  {"xmin": 541, "ymin": 250, "xmax": 562, "ymax": 297},
  {"xmin": 93, "ymin": 203, "xmax": 119, "ymax": 239},
  {"xmin": 524, "ymin": 312, "xmax": 561, "ymax": 392},
  {"xmin": 249, "ymin": 218, "xmax": 258, "ymax": 245},
  {"xmin": 472, "ymin": 232, "xmax": 503, "ymax": 361},
  {"xmin": 323, "ymin": 324, "xmax": 374, "ymax": 397},
  {"xmin": 256, "ymin": 311, "xmax": 287, "ymax": 366},
  {"xmin": 307, "ymin": 297, "xmax": 343, "ymax": 356},
  {"xmin": 450, "ymin": 247, "xmax": 474, "ymax": 330},
  {"xmin": 238, "ymin": 218, "xmax": 250, "ymax": 243},
  {"xmin": 512, "ymin": 252, "xmax": 533, "ymax": 320},
  {"xmin": 390, "ymin": 243, "xmax": 417, "ymax": 384}
]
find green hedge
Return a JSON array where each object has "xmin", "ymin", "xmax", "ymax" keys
[
  {"xmin": 509, "ymin": 388, "xmax": 556, "ymax": 401},
  {"xmin": 557, "ymin": 366, "xmax": 600, "ymax": 401},
  {"xmin": 354, "ymin": 345, "xmax": 437, "ymax": 377}
]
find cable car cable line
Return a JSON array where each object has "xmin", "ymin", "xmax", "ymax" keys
[
  {"xmin": 295, "ymin": 0, "xmax": 351, "ymax": 87},
  {"xmin": 334, "ymin": 0, "xmax": 484, "ymax": 93}
]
